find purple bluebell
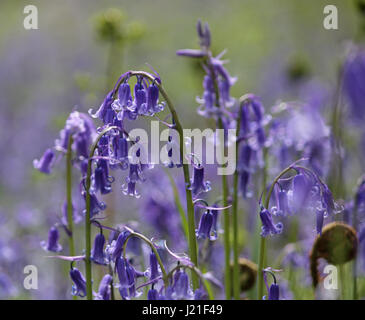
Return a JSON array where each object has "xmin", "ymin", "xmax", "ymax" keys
[
  {"xmin": 268, "ymin": 283, "xmax": 280, "ymax": 300},
  {"xmin": 260, "ymin": 208, "xmax": 283, "ymax": 237},
  {"xmin": 355, "ymin": 176, "xmax": 365, "ymax": 207},
  {"xmin": 292, "ymin": 173, "xmax": 311, "ymax": 212},
  {"xmin": 116, "ymin": 257, "xmax": 128, "ymax": 287},
  {"xmin": 196, "ymin": 19, "xmax": 211, "ymax": 48},
  {"xmin": 116, "ymin": 257, "xmax": 138, "ymax": 299},
  {"xmin": 89, "ymin": 91, "xmax": 115, "ymax": 124},
  {"xmin": 94, "ymin": 165, "xmax": 112, "ymax": 194},
  {"xmin": 132, "ymin": 79, "xmax": 146, "ymax": 115},
  {"xmin": 188, "ymin": 164, "xmax": 211, "ymax": 197},
  {"xmin": 343, "ymin": 49, "xmax": 365, "ymax": 123},
  {"xmin": 251, "ymin": 98, "xmax": 264, "ymax": 123},
  {"xmin": 70, "ymin": 267, "xmax": 87, "ymax": 297},
  {"xmin": 118, "ymin": 81, "xmax": 133, "ymax": 109},
  {"xmin": 122, "ymin": 181, "xmax": 140, "ymax": 198},
  {"xmin": 112, "ymin": 135, "xmax": 129, "ymax": 169},
  {"xmin": 82, "ymin": 192, "xmax": 106, "ymax": 217},
  {"xmin": 95, "ymin": 274, "xmax": 113, "ymax": 300},
  {"xmin": 194, "ymin": 288, "xmax": 208, "ymax": 300},
  {"xmin": 149, "ymin": 251, "xmax": 160, "ymax": 281},
  {"xmin": 111, "ymin": 231, "xmax": 130, "ymax": 261},
  {"xmin": 127, "ymin": 164, "xmax": 144, "ymax": 183},
  {"xmin": 171, "ymin": 270, "xmax": 193, "ymax": 300},
  {"xmin": 91, "ymin": 233, "xmax": 108, "ymax": 265},
  {"xmin": 320, "ymin": 184, "xmax": 336, "ymax": 216},
  {"xmin": 256, "ymin": 126, "xmax": 266, "ymax": 147},
  {"xmin": 147, "ymin": 288, "xmax": 159, "ymax": 300},
  {"xmin": 40, "ymin": 226, "xmax": 62, "ymax": 252},
  {"xmin": 196, "ymin": 210, "xmax": 216, "ymax": 240},
  {"xmin": 33, "ymin": 148, "xmax": 55, "ymax": 174},
  {"xmin": 146, "ymin": 83, "xmax": 164, "ymax": 114},
  {"xmin": 275, "ymin": 189, "xmax": 291, "ymax": 216}
]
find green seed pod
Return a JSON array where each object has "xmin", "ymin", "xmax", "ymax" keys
[{"xmin": 310, "ymin": 222, "xmax": 358, "ymax": 287}]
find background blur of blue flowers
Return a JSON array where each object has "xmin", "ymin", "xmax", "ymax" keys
[{"xmin": 0, "ymin": 0, "xmax": 364, "ymax": 299}]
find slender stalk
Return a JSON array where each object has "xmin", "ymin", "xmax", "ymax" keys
[
  {"xmin": 66, "ymin": 135, "xmax": 75, "ymax": 257},
  {"xmin": 166, "ymin": 169, "xmax": 189, "ymax": 239},
  {"xmin": 232, "ymin": 102, "xmax": 243, "ymax": 300},
  {"xmin": 205, "ymin": 57, "xmax": 231, "ymax": 299},
  {"xmin": 84, "ymin": 126, "xmax": 118, "ymax": 300},
  {"xmin": 257, "ymin": 166, "xmax": 294, "ymax": 299},
  {"xmin": 113, "ymin": 71, "xmax": 199, "ymax": 289}
]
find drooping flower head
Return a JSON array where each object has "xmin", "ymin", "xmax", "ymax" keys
[
  {"xmin": 70, "ymin": 267, "xmax": 87, "ymax": 297},
  {"xmin": 40, "ymin": 226, "xmax": 62, "ymax": 252}
]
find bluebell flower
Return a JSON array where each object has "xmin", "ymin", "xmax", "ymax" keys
[
  {"xmin": 132, "ymin": 79, "xmax": 147, "ymax": 115},
  {"xmin": 112, "ymin": 135, "xmax": 129, "ymax": 169},
  {"xmin": 146, "ymin": 83, "xmax": 164, "ymax": 114},
  {"xmin": 147, "ymin": 288, "xmax": 160, "ymax": 300},
  {"xmin": 263, "ymin": 268, "xmax": 280, "ymax": 300},
  {"xmin": 196, "ymin": 19, "xmax": 211, "ymax": 48},
  {"xmin": 116, "ymin": 257, "xmax": 128, "ymax": 288},
  {"xmin": 95, "ymin": 274, "xmax": 113, "ymax": 300},
  {"xmin": 170, "ymin": 270, "xmax": 193, "ymax": 300},
  {"xmin": 196, "ymin": 210, "xmax": 216, "ymax": 240},
  {"xmin": 110, "ymin": 231, "xmax": 131, "ymax": 261},
  {"xmin": 268, "ymin": 283, "xmax": 280, "ymax": 300},
  {"xmin": 93, "ymin": 165, "xmax": 112, "ymax": 195},
  {"xmin": 116, "ymin": 257, "xmax": 138, "ymax": 299},
  {"xmin": 188, "ymin": 164, "xmax": 211, "ymax": 197},
  {"xmin": 343, "ymin": 49, "xmax": 365, "ymax": 123},
  {"xmin": 149, "ymin": 251, "xmax": 160, "ymax": 281},
  {"xmin": 70, "ymin": 267, "xmax": 87, "ymax": 297},
  {"xmin": 355, "ymin": 176, "xmax": 365, "ymax": 207},
  {"xmin": 118, "ymin": 81, "xmax": 133, "ymax": 109},
  {"xmin": 40, "ymin": 226, "xmax": 62, "ymax": 252},
  {"xmin": 33, "ymin": 148, "xmax": 55, "ymax": 174},
  {"xmin": 194, "ymin": 288, "xmax": 208, "ymax": 300},
  {"xmin": 292, "ymin": 173, "xmax": 311, "ymax": 212},
  {"xmin": 89, "ymin": 91, "xmax": 115, "ymax": 124},
  {"xmin": 122, "ymin": 181, "xmax": 140, "ymax": 198},
  {"xmin": 273, "ymin": 189, "xmax": 291, "ymax": 216},
  {"xmin": 82, "ymin": 192, "xmax": 106, "ymax": 218},
  {"xmin": 260, "ymin": 208, "xmax": 283, "ymax": 237},
  {"xmin": 91, "ymin": 233, "xmax": 108, "ymax": 265},
  {"xmin": 320, "ymin": 184, "xmax": 336, "ymax": 216}
]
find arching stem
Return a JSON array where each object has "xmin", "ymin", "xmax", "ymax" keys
[{"xmin": 113, "ymin": 71, "xmax": 199, "ymax": 289}]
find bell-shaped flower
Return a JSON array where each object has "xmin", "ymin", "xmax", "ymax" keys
[{"xmin": 33, "ymin": 149, "xmax": 55, "ymax": 174}]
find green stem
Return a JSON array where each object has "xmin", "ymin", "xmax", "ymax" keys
[
  {"xmin": 217, "ymin": 118, "xmax": 231, "ymax": 300},
  {"xmin": 205, "ymin": 57, "xmax": 231, "ymax": 299},
  {"xmin": 85, "ymin": 126, "xmax": 118, "ymax": 300},
  {"xmin": 165, "ymin": 169, "xmax": 189, "ymax": 239},
  {"xmin": 257, "ymin": 165, "xmax": 294, "ymax": 299},
  {"xmin": 232, "ymin": 100, "xmax": 245, "ymax": 300},
  {"xmin": 66, "ymin": 135, "xmax": 75, "ymax": 257},
  {"xmin": 113, "ymin": 71, "xmax": 199, "ymax": 289}
]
